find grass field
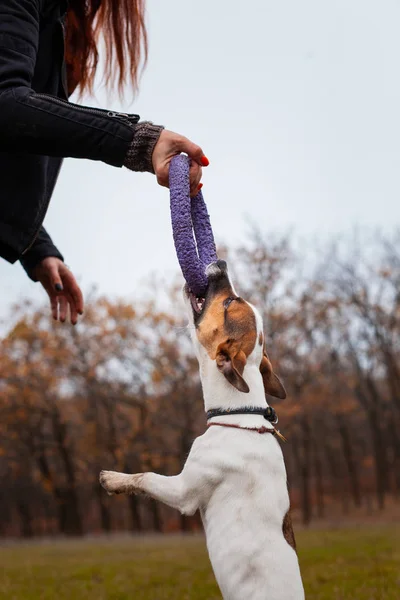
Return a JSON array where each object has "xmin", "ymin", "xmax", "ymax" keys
[{"xmin": 0, "ymin": 526, "xmax": 399, "ymax": 599}]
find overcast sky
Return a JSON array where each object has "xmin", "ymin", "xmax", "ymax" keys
[{"xmin": 1, "ymin": 0, "xmax": 399, "ymax": 323}]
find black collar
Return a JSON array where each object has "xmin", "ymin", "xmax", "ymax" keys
[{"xmin": 206, "ymin": 406, "xmax": 278, "ymax": 424}]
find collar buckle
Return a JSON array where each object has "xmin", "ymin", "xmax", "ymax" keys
[{"xmin": 264, "ymin": 406, "xmax": 278, "ymax": 425}]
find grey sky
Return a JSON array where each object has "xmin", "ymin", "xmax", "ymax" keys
[{"xmin": 1, "ymin": 0, "xmax": 399, "ymax": 321}]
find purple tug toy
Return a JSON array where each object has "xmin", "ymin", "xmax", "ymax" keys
[{"xmin": 169, "ymin": 154, "xmax": 217, "ymax": 301}]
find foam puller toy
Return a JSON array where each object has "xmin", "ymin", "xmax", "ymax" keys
[{"xmin": 169, "ymin": 154, "xmax": 217, "ymax": 297}]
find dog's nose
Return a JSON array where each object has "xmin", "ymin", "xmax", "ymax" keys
[{"xmin": 206, "ymin": 260, "xmax": 228, "ymax": 279}]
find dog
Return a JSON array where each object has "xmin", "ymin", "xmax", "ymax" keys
[{"xmin": 100, "ymin": 260, "xmax": 304, "ymax": 600}]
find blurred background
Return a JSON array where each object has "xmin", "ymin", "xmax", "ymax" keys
[
  {"xmin": 1, "ymin": 231, "xmax": 400, "ymax": 535},
  {"xmin": 1, "ymin": 1, "xmax": 399, "ymax": 598}
]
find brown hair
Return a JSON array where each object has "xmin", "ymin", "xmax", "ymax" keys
[{"xmin": 65, "ymin": 0, "xmax": 148, "ymax": 97}]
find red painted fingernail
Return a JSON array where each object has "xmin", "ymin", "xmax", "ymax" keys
[
  {"xmin": 200, "ymin": 156, "xmax": 209, "ymax": 167},
  {"xmin": 198, "ymin": 183, "xmax": 203, "ymax": 191}
]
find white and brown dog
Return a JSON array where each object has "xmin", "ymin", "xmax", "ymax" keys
[{"xmin": 100, "ymin": 260, "xmax": 304, "ymax": 600}]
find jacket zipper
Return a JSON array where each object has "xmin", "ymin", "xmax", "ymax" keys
[
  {"xmin": 32, "ymin": 93, "xmax": 140, "ymax": 125},
  {"xmin": 22, "ymin": 95, "xmax": 139, "ymax": 255}
]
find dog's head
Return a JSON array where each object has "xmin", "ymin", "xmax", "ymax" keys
[{"xmin": 184, "ymin": 260, "xmax": 286, "ymax": 398}]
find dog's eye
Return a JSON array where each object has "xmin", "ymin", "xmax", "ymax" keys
[{"xmin": 223, "ymin": 297, "xmax": 236, "ymax": 309}]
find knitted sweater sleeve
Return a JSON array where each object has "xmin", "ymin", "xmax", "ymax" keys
[{"xmin": 124, "ymin": 122, "xmax": 164, "ymax": 173}]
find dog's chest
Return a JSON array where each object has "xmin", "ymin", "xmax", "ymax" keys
[
  {"xmin": 202, "ymin": 432, "xmax": 289, "ymax": 526},
  {"xmin": 197, "ymin": 431, "xmax": 303, "ymax": 599}
]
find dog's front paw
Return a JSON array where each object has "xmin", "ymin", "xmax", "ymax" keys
[{"xmin": 99, "ymin": 470, "xmax": 132, "ymax": 496}]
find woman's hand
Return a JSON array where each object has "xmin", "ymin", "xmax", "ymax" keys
[
  {"xmin": 33, "ymin": 257, "xmax": 84, "ymax": 325},
  {"xmin": 152, "ymin": 130, "xmax": 209, "ymax": 196}
]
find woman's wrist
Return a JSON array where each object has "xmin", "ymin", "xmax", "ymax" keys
[{"xmin": 124, "ymin": 121, "xmax": 164, "ymax": 173}]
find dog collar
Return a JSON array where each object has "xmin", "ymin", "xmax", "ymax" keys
[
  {"xmin": 206, "ymin": 421, "xmax": 286, "ymax": 442},
  {"xmin": 206, "ymin": 406, "xmax": 278, "ymax": 425}
]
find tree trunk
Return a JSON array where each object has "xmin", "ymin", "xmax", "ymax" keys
[
  {"xmin": 17, "ymin": 501, "xmax": 33, "ymax": 537},
  {"xmin": 58, "ymin": 488, "xmax": 83, "ymax": 536},
  {"xmin": 149, "ymin": 499, "xmax": 162, "ymax": 532},
  {"xmin": 323, "ymin": 438, "xmax": 348, "ymax": 513},
  {"xmin": 301, "ymin": 419, "xmax": 312, "ymax": 525},
  {"xmin": 313, "ymin": 438, "xmax": 325, "ymax": 519},
  {"xmin": 292, "ymin": 422, "xmax": 312, "ymax": 526},
  {"xmin": 129, "ymin": 494, "xmax": 142, "ymax": 532},
  {"xmin": 337, "ymin": 416, "xmax": 361, "ymax": 507},
  {"xmin": 96, "ymin": 485, "xmax": 112, "ymax": 532},
  {"xmin": 388, "ymin": 417, "xmax": 400, "ymax": 496},
  {"xmin": 367, "ymin": 408, "xmax": 388, "ymax": 510},
  {"xmin": 53, "ymin": 414, "xmax": 83, "ymax": 535},
  {"xmin": 353, "ymin": 378, "xmax": 389, "ymax": 510}
]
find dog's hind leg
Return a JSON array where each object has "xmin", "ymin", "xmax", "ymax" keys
[{"xmin": 99, "ymin": 470, "xmax": 199, "ymax": 516}]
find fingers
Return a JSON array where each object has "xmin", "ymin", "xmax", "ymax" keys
[
  {"xmin": 66, "ymin": 292, "xmax": 78, "ymax": 326},
  {"xmin": 50, "ymin": 268, "xmax": 83, "ymax": 325},
  {"xmin": 178, "ymin": 137, "xmax": 209, "ymax": 167},
  {"xmin": 62, "ymin": 270, "xmax": 84, "ymax": 315},
  {"xmin": 177, "ymin": 137, "xmax": 208, "ymax": 194},
  {"xmin": 36, "ymin": 257, "xmax": 85, "ymax": 326},
  {"xmin": 45, "ymin": 262, "xmax": 63, "ymax": 293},
  {"xmin": 152, "ymin": 130, "xmax": 209, "ymax": 198},
  {"xmin": 158, "ymin": 158, "xmax": 204, "ymax": 196},
  {"xmin": 189, "ymin": 162, "xmax": 203, "ymax": 197},
  {"xmin": 59, "ymin": 296, "xmax": 68, "ymax": 323},
  {"xmin": 50, "ymin": 295, "xmax": 58, "ymax": 321},
  {"xmin": 152, "ymin": 130, "xmax": 209, "ymax": 193},
  {"xmin": 52, "ymin": 295, "xmax": 78, "ymax": 325},
  {"xmin": 156, "ymin": 169, "xmax": 169, "ymax": 188},
  {"xmin": 57, "ymin": 266, "xmax": 84, "ymax": 324}
]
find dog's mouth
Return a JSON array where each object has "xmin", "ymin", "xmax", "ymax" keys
[
  {"xmin": 184, "ymin": 284, "xmax": 206, "ymax": 317},
  {"xmin": 189, "ymin": 290, "xmax": 206, "ymax": 315}
]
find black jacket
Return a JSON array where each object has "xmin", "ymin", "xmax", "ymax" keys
[{"xmin": 0, "ymin": 0, "xmax": 139, "ymax": 278}]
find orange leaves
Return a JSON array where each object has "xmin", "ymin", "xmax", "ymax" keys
[
  {"xmin": 152, "ymin": 371, "xmax": 163, "ymax": 384},
  {"xmin": 0, "ymin": 230, "xmax": 399, "ymax": 534}
]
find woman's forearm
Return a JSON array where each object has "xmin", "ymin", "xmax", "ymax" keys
[{"xmin": 0, "ymin": 0, "xmax": 139, "ymax": 167}]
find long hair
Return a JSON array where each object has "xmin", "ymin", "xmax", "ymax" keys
[{"xmin": 65, "ymin": 0, "xmax": 148, "ymax": 97}]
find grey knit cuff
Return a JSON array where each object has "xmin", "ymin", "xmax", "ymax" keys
[{"xmin": 123, "ymin": 121, "xmax": 164, "ymax": 173}]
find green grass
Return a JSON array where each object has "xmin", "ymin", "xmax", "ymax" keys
[
  {"xmin": 298, "ymin": 526, "xmax": 400, "ymax": 600},
  {"xmin": 0, "ymin": 526, "xmax": 399, "ymax": 599}
]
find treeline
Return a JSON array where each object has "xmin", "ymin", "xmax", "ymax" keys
[{"xmin": 0, "ymin": 230, "xmax": 399, "ymax": 537}]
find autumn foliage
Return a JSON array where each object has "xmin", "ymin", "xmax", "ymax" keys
[{"xmin": 0, "ymin": 230, "xmax": 399, "ymax": 537}]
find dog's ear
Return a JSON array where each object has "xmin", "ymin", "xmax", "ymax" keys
[
  {"xmin": 216, "ymin": 341, "xmax": 250, "ymax": 393},
  {"xmin": 260, "ymin": 351, "xmax": 286, "ymax": 399}
]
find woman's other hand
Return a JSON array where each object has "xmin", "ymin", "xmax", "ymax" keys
[
  {"xmin": 152, "ymin": 130, "xmax": 209, "ymax": 196},
  {"xmin": 33, "ymin": 257, "xmax": 84, "ymax": 325}
]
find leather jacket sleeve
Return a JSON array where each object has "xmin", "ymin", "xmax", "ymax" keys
[
  {"xmin": 20, "ymin": 226, "xmax": 64, "ymax": 281},
  {"xmin": 0, "ymin": 0, "xmax": 138, "ymax": 166}
]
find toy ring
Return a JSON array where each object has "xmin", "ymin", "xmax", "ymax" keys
[{"xmin": 169, "ymin": 155, "xmax": 217, "ymax": 297}]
